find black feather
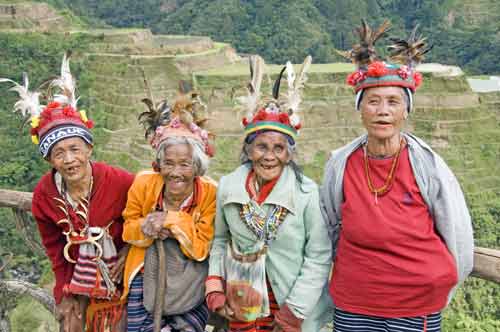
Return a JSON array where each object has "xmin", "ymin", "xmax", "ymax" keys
[
  {"xmin": 249, "ymin": 57, "xmax": 254, "ymax": 82},
  {"xmin": 272, "ymin": 66, "xmax": 287, "ymax": 100},
  {"xmin": 138, "ymin": 98, "xmax": 171, "ymax": 139},
  {"xmin": 179, "ymin": 80, "xmax": 193, "ymax": 94},
  {"xmin": 388, "ymin": 25, "xmax": 432, "ymax": 67}
]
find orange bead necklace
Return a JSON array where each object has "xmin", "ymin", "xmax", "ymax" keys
[{"xmin": 363, "ymin": 137, "xmax": 404, "ymax": 204}]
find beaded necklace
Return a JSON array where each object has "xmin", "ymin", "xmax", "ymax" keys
[
  {"xmin": 363, "ymin": 137, "xmax": 404, "ymax": 204},
  {"xmin": 239, "ymin": 170, "xmax": 288, "ymax": 245}
]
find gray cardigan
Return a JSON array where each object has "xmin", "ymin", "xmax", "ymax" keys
[{"xmin": 319, "ymin": 132, "xmax": 474, "ymax": 303}]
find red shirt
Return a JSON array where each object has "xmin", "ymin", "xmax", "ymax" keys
[
  {"xmin": 31, "ymin": 162, "xmax": 134, "ymax": 303},
  {"xmin": 330, "ymin": 146, "xmax": 457, "ymax": 318}
]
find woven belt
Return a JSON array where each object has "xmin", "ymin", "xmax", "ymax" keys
[{"xmin": 229, "ymin": 242, "xmax": 267, "ymax": 263}]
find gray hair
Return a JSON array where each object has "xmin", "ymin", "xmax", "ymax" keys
[{"xmin": 156, "ymin": 136, "xmax": 209, "ymax": 176}]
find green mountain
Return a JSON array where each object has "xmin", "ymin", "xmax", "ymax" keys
[
  {"xmin": 37, "ymin": 0, "xmax": 500, "ymax": 74},
  {"xmin": 0, "ymin": 1, "xmax": 498, "ymax": 331}
]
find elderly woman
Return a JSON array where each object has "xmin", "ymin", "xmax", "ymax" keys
[
  {"xmin": 205, "ymin": 56, "xmax": 332, "ymax": 332},
  {"xmin": 122, "ymin": 88, "xmax": 216, "ymax": 332},
  {"xmin": 320, "ymin": 22, "xmax": 474, "ymax": 332},
  {"xmin": 2, "ymin": 54, "xmax": 134, "ymax": 332}
]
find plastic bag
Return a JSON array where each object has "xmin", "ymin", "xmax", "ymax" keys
[{"xmin": 224, "ymin": 241, "xmax": 269, "ymax": 322}]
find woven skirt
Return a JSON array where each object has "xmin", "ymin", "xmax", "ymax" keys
[
  {"xmin": 127, "ymin": 273, "xmax": 208, "ymax": 332},
  {"xmin": 334, "ymin": 308, "xmax": 441, "ymax": 332}
]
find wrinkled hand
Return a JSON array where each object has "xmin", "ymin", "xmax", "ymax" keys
[
  {"xmin": 216, "ymin": 304, "xmax": 236, "ymax": 322},
  {"xmin": 273, "ymin": 304, "xmax": 302, "ymax": 332},
  {"xmin": 272, "ymin": 324, "xmax": 284, "ymax": 332},
  {"xmin": 141, "ymin": 212, "xmax": 171, "ymax": 239},
  {"xmin": 55, "ymin": 296, "xmax": 83, "ymax": 332},
  {"xmin": 110, "ymin": 244, "xmax": 130, "ymax": 283}
]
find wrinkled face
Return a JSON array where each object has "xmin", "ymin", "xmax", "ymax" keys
[
  {"xmin": 248, "ymin": 131, "xmax": 290, "ymax": 183},
  {"xmin": 360, "ymin": 86, "xmax": 408, "ymax": 142},
  {"xmin": 48, "ymin": 137, "xmax": 93, "ymax": 184},
  {"xmin": 159, "ymin": 143, "xmax": 195, "ymax": 199}
]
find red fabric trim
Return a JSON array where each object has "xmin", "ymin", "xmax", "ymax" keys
[
  {"xmin": 245, "ymin": 170, "xmax": 280, "ymax": 205},
  {"xmin": 206, "ymin": 275, "xmax": 224, "ymax": 281}
]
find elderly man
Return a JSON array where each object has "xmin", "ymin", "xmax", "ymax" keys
[
  {"xmin": 2, "ymin": 54, "xmax": 134, "ymax": 331},
  {"xmin": 320, "ymin": 22, "xmax": 474, "ymax": 332}
]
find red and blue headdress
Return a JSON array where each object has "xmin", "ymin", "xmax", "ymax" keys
[{"xmin": 342, "ymin": 20, "xmax": 431, "ymax": 112}]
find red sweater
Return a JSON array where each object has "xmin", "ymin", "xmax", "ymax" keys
[
  {"xmin": 31, "ymin": 162, "xmax": 134, "ymax": 303},
  {"xmin": 330, "ymin": 147, "xmax": 457, "ymax": 318}
]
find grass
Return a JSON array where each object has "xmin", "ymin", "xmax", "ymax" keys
[{"xmin": 9, "ymin": 297, "xmax": 58, "ymax": 332}]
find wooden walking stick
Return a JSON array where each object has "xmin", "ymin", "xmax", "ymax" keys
[{"xmin": 153, "ymin": 239, "xmax": 166, "ymax": 332}]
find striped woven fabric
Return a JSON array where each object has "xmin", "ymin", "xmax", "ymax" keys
[
  {"xmin": 334, "ymin": 308, "xmax": 442, "ymax": 332},
  {"xmin": 127, "ymin": 273, "xmax": 209, "ymax": 332},
  {"xmin": 68, "ymin": 251, "xmax": 118, "ymax": 299}
]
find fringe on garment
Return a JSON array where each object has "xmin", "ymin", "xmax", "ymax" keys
[{"xmin": 85, "ymin": 297, "xmax": 125, "ymax": 332}]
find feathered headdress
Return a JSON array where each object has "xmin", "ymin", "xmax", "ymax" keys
[
  {"xmin": 138, "ymin": 69, "xmax": 171, "ymax": 139},
  {"xmin": 239, "ymin": 55, "xmax": 312, "ymax": 144},
  {"xmin": 343, "ymin": 20, "xmax": 430, "ymax": 98},
  {"xmin": 387, "ymin": 24, "xmax": 433, "ymax": 70},
  {"xmin": 0, "ymin": 72, "xmax": 43, "ymax": 132},
  {"xmin": 1, "ymin": 52, "xmax": 94, "ymax": 157},
  {"xmin": 343, "ymin": 19, "xmax": 391, "ymax": 70},
  {"xmin": 49, "ymin": 51, "xmax": 79, "ymax": 109},
  {"xmin": 138, "ymin": 75, "xmax": 213, "ymax": 157}
]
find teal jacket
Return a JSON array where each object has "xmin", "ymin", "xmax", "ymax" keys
[{"xmin": 208, "ymin": 164, "xmax": 333, "ymax": 331}]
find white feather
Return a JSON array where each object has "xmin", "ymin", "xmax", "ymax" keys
[
  {"xmin": 286, "ymin": 61, "xmax": 295, "ymax": 92},
  {"xmin": 241, "ymin": 55, "xmax": 265, "ymax": 120},
  {"xmin": 289, "ymin": 113, "xmax": 300, "ymax": 127},
  {"xmin": 50, "ymin": 52, "xmax": 78, "ymax": 108},
  {"xmin": 286, "ymin": 56, "xmax": 312, "ymax": 120},
  {"xmin": 0, "ymin": 73, "xmax": 42, "ymax": 119}
]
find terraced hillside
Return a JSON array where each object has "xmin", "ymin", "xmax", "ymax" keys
[
  {"xmin": 81, "ymin": 30, "xmax": 239, "ymax": 170},
  {"xmin": 0, "ymin": 3, "xmax": 241, "ymax": 171},
  {"xmin": 0, "ymin": 2, "xmax": 499, "ymax": 330},
  {"xmin": 0, "ymin": 0, "xmax": 81, "ymax": 30}
]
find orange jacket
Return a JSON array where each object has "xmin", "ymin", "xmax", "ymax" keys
[{"xmin": 121, "ymin": 170, "xmax": 217, "ymax": 298}]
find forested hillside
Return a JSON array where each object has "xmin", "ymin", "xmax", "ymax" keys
[
  {"xmin": 39, "ymin": 0, "xmax": 500, "ymax": 74},
  {"xmin": 0, "ymin": 1, "xmax": 499, "ymax": 331}
]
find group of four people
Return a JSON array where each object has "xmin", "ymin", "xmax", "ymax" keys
[{"xmin": 4, "ymin": 22, "xmax": 473, "ymax": 332}]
